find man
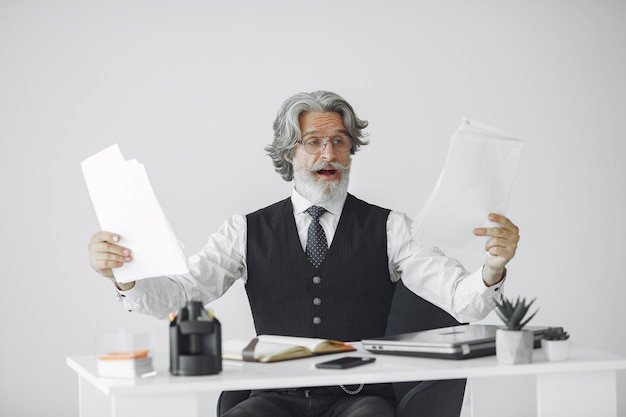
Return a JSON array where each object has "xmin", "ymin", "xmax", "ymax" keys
[{"xmin": 88, "ymin": 91, "xmax": 519, "ymax": 417}]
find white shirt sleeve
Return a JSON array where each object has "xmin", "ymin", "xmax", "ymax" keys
[
  {"xmin": 116, "ymin": 208, "xmax": 503, "ymax": 323},
  {"xmin": 115, "ymin": 214, "xmax": 247, "ymax": 319},
  {"xmin": 386, "ymin": 211, "xmax": 504, "ymax": 323}
]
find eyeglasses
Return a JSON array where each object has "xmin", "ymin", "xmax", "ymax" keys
[{"xmin": 296, "ymin": 135, "xmax": 352, "ymax": 154}]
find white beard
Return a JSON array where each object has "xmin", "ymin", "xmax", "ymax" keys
[{"xmin": 293, "ymin": 160, "xmax": 350, "ymax": 204}]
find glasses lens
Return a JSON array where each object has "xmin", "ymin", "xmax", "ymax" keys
[
  {"xmin": 331, "ymin": 136, "xmax": 351, "ymax": 152},
  {"xmin": 304, "ymin": 138, "xmax": 323, "ymax": 154}
]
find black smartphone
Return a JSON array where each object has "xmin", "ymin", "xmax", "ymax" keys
[{"xmin": 315, "ymin": 356, "xmax": 376, "ymax": 369}]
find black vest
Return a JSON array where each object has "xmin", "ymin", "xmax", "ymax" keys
[{"xmin": 245, "ymin": 194, "xmax": 395, "ymax": 341}]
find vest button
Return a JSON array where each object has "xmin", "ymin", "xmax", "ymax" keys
[
  {"xmin": 312, "ymin": 276, "xmax": 321, "ymax": 284},
  {"xmin": 313, "ymin": 317, "xmax": 322, "ymax": 325},
  {"xmin": 313, "ymin": 297, "xmax": 322, "ymax": 306}
]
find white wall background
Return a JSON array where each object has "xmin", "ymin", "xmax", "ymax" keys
[{"xmin": 1, "ymin": 0, "xmax": 625, "ymax": 415}]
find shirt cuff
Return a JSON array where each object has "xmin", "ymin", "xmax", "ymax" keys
[
  {"xmin": 478, "ymin": 267, "xmax": 506, "ymax": 298},
  {"xmin": 114, "ymin": 280, "xmax": 144, "ymax": 311}
]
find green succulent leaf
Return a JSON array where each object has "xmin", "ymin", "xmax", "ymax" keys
[
  {"xmin": 543, "ymin": 327, "xmax": 570, "ymax": 340},
  {"xmin": 519, "ymin": 309, "xmax": 539, "ymax": 330},
  {"xmin": 493, "ymin": 296, "xmax": 538, "ymax": 330}
]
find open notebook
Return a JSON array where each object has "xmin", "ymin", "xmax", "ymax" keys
[{"xmin": 362, "ymin": 324, "xmax": 556, "ymax": 360}]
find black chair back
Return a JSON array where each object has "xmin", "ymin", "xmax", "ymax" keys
[{"xmin": 386, "ymin": 279, "xmax": 467, "ymax": 417}]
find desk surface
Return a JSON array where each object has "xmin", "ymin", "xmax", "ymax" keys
[{"xmin": 67, "ymin": 343, "xmax": 626, "ymax": 397}]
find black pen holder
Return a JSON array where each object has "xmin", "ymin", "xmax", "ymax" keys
[{"xmin": 169, "ymin": 300, "xmax": 222, "ymax": 376}]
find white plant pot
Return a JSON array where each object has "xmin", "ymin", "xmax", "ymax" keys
[
  {"xmin": 496, "ymin": 329, "xmax": 534, "ymax": 364},
  {"xmin": 542, "ymin": 339, "xmax": 570, "ymax": 361}
]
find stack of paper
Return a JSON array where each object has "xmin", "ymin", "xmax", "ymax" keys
[
  {"xmin": 413, "ymin": 119, "xmax": 522, "ymax": 252},
  {"xmin": 81, "ymin": 144, "xmax": 189, "ymax": 283},
  {"xmin": 97, "ymin": 349, "xmax": 156, "ymax": 378}
]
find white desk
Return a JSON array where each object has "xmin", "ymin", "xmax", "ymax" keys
[{"xmin": 67, "ymin": 343, "xmax": 626, "ymax": 417}]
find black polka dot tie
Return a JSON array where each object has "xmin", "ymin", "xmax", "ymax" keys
[{"xmin": 306, "ymin": 206, "xmax": 328, "ymax": 268}]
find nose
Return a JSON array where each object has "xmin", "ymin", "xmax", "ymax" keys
[{"xmin": 320, "ymin": 139, "xmax": 337, "ymax": 161}]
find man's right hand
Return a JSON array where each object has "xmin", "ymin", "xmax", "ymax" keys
[{"xmin": 88, "ymin": 231, "xmax": 133, "ymax": 283}]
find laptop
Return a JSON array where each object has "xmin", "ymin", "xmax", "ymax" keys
[{"xmin": 362, "ymin": 324, "xmax": 557, "ymax": 360}]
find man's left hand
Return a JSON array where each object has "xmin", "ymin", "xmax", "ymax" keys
[{"xmin": 473, "ymin": 213, "xmax": 520, "ymax": 286}]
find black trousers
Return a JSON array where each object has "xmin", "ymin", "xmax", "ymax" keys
[{"xmin": 222, "ymin": 384, "xmax": 396, "ymax": 417}]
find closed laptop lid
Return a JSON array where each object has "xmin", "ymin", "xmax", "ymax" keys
[{"xmin": 362, "ymin": 324, "xmax": 553, "ymax": 359}]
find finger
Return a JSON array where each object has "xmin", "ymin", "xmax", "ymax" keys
[
  {"xmin": 488, "ymin": 213, "xmax": 519, "ymax": 234},
  {"xmin": 485, "ymin": 237, "xmax": 517, "ymax": 259},
  {"xmin": 474, "ymin": 218, "xmax": 519, "ymax": 240},
  {"xmin": 89, "ymin": 259, "xmax": 122, "ymax": 274},
  {"xmin": 89, "ymin": 252, "xmax": 131, "ymax": 276},
  {"xmin": 474, "ymin": 225, "xmax": 505, "ymax": 237},
  {"xmin": 90, "ymin": 240, "xmax": 132, "ymax": 258},
  {"xmin": 88, "ymin": 231, "xmax": 131, "ymax": 256},
  {"xmin": 91, "ymin": 230, "xmax": 120, "ymax": 244},
  {"xmin": 486, "ymin": 243, "xmax": 512, "ymax": 258},
  {"xmin": 91, "ymin": 249, "xmax": 132, "ymax": 265}
]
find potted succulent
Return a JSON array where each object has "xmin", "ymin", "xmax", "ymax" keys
[
  {"xmin": 494, "ymin": 296, "xmax": 539, "ymax": 364},
  {"xmin": 542, "ymin": 327, "xmax": 570, "ymax": 361}
]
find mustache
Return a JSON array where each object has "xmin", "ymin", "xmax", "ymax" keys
[{"xmin": 306, "ymin": 161, "xmax": 351, "ymax": 173}]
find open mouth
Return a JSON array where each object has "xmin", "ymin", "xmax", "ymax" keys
[{"xmin": 317, "ymin": 169, "xmax": 338, "ymax": 177}]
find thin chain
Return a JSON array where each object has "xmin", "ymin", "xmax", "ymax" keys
[{"xmin": 339, "ymin": 384, "xmax": 364, "ymax": 395}]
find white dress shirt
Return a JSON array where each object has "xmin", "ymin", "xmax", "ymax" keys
[{"xmin": 117, "ymin": 189, "xmax": 504, "ymax": 323}]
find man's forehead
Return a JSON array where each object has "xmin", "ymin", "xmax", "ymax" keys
[{"xmin": 299, "ymin": 111, "xmax": 346, "ymax": 133}]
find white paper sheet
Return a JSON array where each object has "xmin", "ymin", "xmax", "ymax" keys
[
  {"xmin": 81, "ymin": 144, "xmax": 189, "ymax": 283},
  {"xmin": 413, "ymin": 119, "xmax": 522, "ymax": 252}
]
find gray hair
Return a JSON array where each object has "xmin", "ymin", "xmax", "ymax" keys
[{"xmin": 266, "ymin": 91, "xmax": 369, "ymax": 181}]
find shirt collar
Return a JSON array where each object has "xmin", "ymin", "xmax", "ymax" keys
[{"xmin": 291, "ymin": 188, "xmax": 347, "ymax": 216}]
